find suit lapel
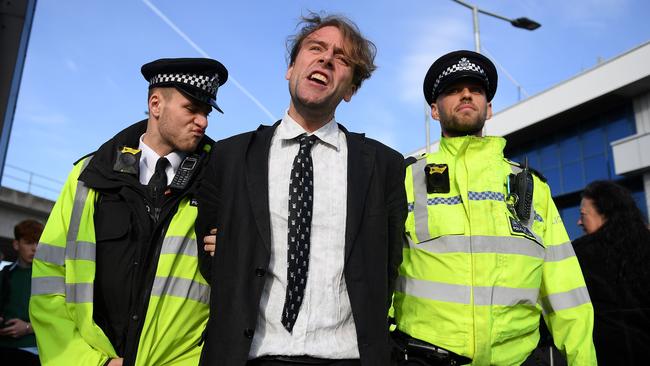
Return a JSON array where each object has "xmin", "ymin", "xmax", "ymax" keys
[
  {"xmin": 343, "ymin": 127, "xmax": 375, "ymax": 262},
  {"xmin": 245, "ymin": 122, "xmax": 279, "ymax": 253}
]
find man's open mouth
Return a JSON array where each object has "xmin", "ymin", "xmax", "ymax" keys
[{"xmin": 309, "ymin": 72, "xmax": 328, "ymax": 85}]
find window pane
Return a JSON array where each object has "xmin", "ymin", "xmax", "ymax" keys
[
  {"xmin": 560, "ymin": 205, "xmax": 582, "ymax": 241},
  {"xmin": 560, "ymin": 135, "xmax": 581, "ymax": 163},
  {"xmin": 562, "ymin": 161, "xmax": 583, "ymax": 193},
  {"xmin": 584, "ymin": 155, "xmax": 609, "ymax": 183},
  {"xmin": 539, "ymin": 143, "xmax": 560, "ymax": 169},
  {"xmin": 543, "ymin": 167, "xmax": 562, "ymax": 194},
  {"xmin": 605, "ymin": 112, "xmax": 635, "ymax": 143},
  {"xmin": 581, "ymin": 127, "xmax": 606, "ymax": 157}
]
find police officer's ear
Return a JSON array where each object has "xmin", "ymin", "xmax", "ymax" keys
[
  {"xmin": 148, "ymin": 90, "xmax": 163, "ymax": 118},
  {"xmin": 486, "ymin": 101, "xmax": 493, "ymax": 121},
  {"xmin": 430, "ymin": 102, "xmax": 440, "ymax": 121}
]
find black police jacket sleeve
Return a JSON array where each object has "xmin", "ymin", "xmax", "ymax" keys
[{"xmin": 195, "ymin": 146, "xmax": 221, "ymax": 282}]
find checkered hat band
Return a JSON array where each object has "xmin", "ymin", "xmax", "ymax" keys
[
  {"xmin": 432, "ymin": 58, "xmax": 486, "ymax": 98},
  {"xmin": 149, "ymin": 73, "xmax": 219, "ymax": 95}
]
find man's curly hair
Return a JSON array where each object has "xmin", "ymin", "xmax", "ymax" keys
[{"xmin": 286, "ymin": 12, "xmax": 377, "ymax": 90}]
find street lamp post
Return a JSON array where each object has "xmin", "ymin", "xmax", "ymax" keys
[{"xmin": 452, "ymin": 0, "xmax": 540, "ymax": 53}]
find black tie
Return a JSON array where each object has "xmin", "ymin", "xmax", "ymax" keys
[
  {"xmin": 281, "ymin": 134, "xmax": 317, "ymax": 333},
  {"xmin": 148, "ymin": 157, "xmax": 169, "ymax": 205}
]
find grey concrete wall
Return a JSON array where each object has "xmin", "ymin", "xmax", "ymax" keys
[
  {"xmin": 0, "ymin": 187, "xmax": 54, "ymax": 260},
  {"xmin": 0, "ymin": 186, "xmax": 53, "ymax": 237}
]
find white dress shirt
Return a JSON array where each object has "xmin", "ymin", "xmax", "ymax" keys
[
  {"xmin": 137, "ymin": 134, "xmax": 184, "ymax": 185},
  {"xmin": 249, "ymin": 112, "xmax": 358, "ymax": 359}
]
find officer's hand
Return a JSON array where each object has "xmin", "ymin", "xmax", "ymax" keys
[
  {"xmin": 204, "ymin": 228, "xmax": 217, "ymax": 256},
  {"xmin": 0, "ymin": 318, "xmax": 32, "ymax": 337},
  {"xmin": 107, "ymin": 358, "xmax": 124, "ymax": 366}
]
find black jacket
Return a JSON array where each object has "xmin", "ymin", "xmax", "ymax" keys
[
  {"xmin": 78, "ymin": 120, "xmax": 213, "ymax": 366},
  {"xmin": 195, "ymin": 122, "xmax": 407, "ymax": 366},
  {"xmin": 573, "ymin": 232, "xmax": 650, "ymax": 365}
]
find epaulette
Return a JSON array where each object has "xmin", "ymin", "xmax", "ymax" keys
[
  {"xmin": 404, "ymin": 156, "xmax": 417, "ymax": 167},
  {"xmin": 405, "ymin": 153, "xmax": 427, "ymax": 167},
  {"xmin": 504, "ymin": 158, "xmax": 547, "ymax": 183},
  {"xmin": 73, "ymin": 151, "xmax": 96, "ymax": 166}
]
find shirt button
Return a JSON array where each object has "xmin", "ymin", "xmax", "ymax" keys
[
  {"xmin": 244, "ymin": 328, "xmax": 254, "ymax": 339},
  {"xmin": 255, "ymin": 268, "xmax": 266, "ymax": 277},
  {"xmin": 132, "ymin": 315, "xmax": 139, "ymax": 321}
]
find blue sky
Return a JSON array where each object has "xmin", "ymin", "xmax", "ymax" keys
[{"xmin": 4, "ymin": 0, "xmax": 650, "ymax": 200}]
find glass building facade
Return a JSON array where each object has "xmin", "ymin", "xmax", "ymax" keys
[{"xmin": 506, "ymin": 103, "xmax": 648, "ymax": 240}]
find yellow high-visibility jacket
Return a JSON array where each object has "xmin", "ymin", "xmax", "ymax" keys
[
  {"xmin": 394, "ymin": 136, "xmax": 596, "ymax": 365},
  {"xmin": 29, "ymin": 156, "xmax": 209, "ymax": 366}
]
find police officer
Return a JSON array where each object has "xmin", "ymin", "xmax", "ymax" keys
[
  {"xmin": 391, "ymin": 51, "xmax": 597, "ymax": 365},
  {"xmin": 30, "ymin": 58, "xmax": 227, "ymax": 366}
]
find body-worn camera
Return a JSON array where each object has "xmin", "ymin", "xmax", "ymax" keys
[{"xmin": 507, "ymin": 158, "xmax": 534, "ymax": 224}]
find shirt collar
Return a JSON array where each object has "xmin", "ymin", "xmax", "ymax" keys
[
  {"xmin": 138, "ymin": 134, "xmax": 185, "ymax": 173},
  {"xmin": 277, "ymin": 110, "xmax": 341, "ymax": 151}
]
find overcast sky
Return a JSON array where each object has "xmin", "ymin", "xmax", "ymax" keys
[{"xmin": 4, "ymin": 0, "xmax": 650, "ymax": 199}]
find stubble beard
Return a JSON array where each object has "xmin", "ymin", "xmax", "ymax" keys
[
  {"xmin": 289, "ymin": 80, "xmax": 337, "ymax": 122},
  {"xmin": 441, "ymin": 111, "xmax": 486, "ymax": 137}
]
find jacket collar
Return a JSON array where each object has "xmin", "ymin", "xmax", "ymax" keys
[
  {"xmin": 439, "ymin": 135, "xmax": 506, "ymax": 160},
  {"xmin": 79, "ymin": 119, "xmax": 213, "ymax": 192}
]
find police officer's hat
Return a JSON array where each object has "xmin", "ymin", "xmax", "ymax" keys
[
  {"xmin": 141, "ymin": 58, "xmax": 229, "ymax": 113},
  {"xmin": 423, "ymin": 50, "xmax": 498, "ymax": 105}
]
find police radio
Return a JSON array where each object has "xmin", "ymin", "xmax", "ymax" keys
[
  {"xmin": 169, "ymin": 154, "xmax": 200, "ymax": 191},
  {"xmin": 507, "ymin": 157, "xmax": 534, "ymax": 224}
]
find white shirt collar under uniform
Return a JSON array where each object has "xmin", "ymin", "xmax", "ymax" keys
[{"xmin": 137, "ymin": 134, "xmax": 185, "ymax": 185}]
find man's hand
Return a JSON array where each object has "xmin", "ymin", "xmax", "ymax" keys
[
  {"xmin": 107, "ymin": 358, "xmax": 124, "ymax": 366},
  {"xmin": 0, "ymin": 318, "xmax": 33, "ymax": 338},
  {"xmin": 204, "ymin": 228, "xmax": 217, "ymax": 256}
]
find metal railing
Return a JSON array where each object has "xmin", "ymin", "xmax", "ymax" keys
[{"xmin": 2, "ymin": 164, "xmax": 63, "ymax": 199}]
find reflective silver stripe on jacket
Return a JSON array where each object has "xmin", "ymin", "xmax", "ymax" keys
[
  {"xmin": 408, "ymin": 235, "xmax": 545, "ymax": 259},
  {"xmin": 151, "ymin": 276, "xmax": 210, "ymax": 305},
  {"xmin": 67, "ymin": 241, "xmax": 96, "ymax": 261},
  {"xmin": 66, "ymin": 282, "xmax": 94, "ymax": 303},
  {"xmin": 544, "ymin": 241, "xmax": 577, "ymax": 262},
  {"xmin": 32, "ymin": 276, "xmax": 65, "ymax": 295},
  {"xmin": 396, "ymin": 276, "xmax": 470, "ymax": 304},
  {"xmin": 411, "ymin": 158, "xmax": 430, "ymax": 243},
  {"xmin": 63, "ymin": 158, "xmax": 96, "ymax": 304},
  {"xmin": 396, "ymin": 276, "xmax": 539, "ymax": 306},
  {"xmin": 34, "ymin": 243, "xmax": 66, "ymax": 266},
  {"xmin": 539, "ymin": 286, "xmax": 591, "ymax": 314},
  {"xmin": 65, "ymin": 158, "xmax": 94, "ymax": 262},
  {"xmin": 33, "ymin": 281, "xmax": 94, "ymax": 303},
  {"xmin": 474, "ymin": 286, "xmax": 539, "ymax": 306},
  {"xmin": 161, "ymin": 236, "xmax": 198, "ymax": 257}
]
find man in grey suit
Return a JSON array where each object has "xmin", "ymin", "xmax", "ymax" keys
[{"xmin": 196, "ymin": 13, "xmax": 407, "ymax": 366}]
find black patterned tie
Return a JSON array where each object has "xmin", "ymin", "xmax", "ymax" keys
[
  {"xmin": 148, "ymin": 157, "xmax": 169, "ymax": 205},
  {"xmin": 281, "ymin": 134, "xmax": 317, "ymax": 333}
]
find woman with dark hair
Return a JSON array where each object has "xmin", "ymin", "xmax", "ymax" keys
[{"xmin": 574, "ymin": 180, "xmax": 650, "ymax": 365}]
